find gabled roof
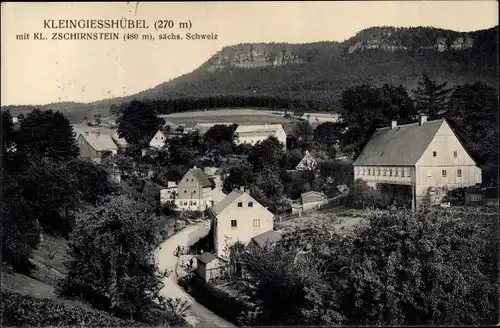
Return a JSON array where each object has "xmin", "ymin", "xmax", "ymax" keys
[
  {"xmin": 149, "ymin": 130, "xmax": 166, "ymax": 142},
  {"xmin": 301, "ymin": 191, "xmax": 327, "ymax": 203},
  {"xmin": 185, "ymin": 167, "xmax": 212, "ymax": 188},
  {"xmin": 251, "ymin": 230, "xmax": 282, "ymax": 247},
  {"xmin": 197, "ymin": 252, "xmax": 218, "ymax": 264},
  {"xmin": 235, "ymin": 124, "xmax": 284, "ymax": 137},
  {"xmin": 296, "ymin": 150, "xmax": 316, "ymax": 168},
  {"xmin": 79, "ymin": 133, "xmax": 118, "ymax": 152},
  {"xmin": 210, "ymin": 189, "xmax": 245, "ymax": 216},
  {"xmin": 353, "ymin": 119, "xmax": 445, "ymax": 166}
]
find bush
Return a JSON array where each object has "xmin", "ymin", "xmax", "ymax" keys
[
  {"xmin": 343, "ymin": 179, "xmax": 392, "ymax": 209},
  {"xmin": 1, "ymin": 291, "xmax": 141, "ymax": 327}
]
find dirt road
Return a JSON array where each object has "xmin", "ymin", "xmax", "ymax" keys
[{"xmin": 156, "ymin": 222, "xmax": 237, "ymax": 328}]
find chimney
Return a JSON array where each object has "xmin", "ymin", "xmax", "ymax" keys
[
  {"xmin": 419, "ymin": 115, "xmax": 428, "ymax": 126},
  {"xmin": 240, "ymin": 186, "xmax": 245, "ymax": 192},
  {"xmin": 390, "ymin": 121, "xmax": 397, "ymax": 129},
  {"xmin": 193, "ymin": 165, "xmax": 197, "ymax": 169}
]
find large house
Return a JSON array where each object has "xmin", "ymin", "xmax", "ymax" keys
[
  {"xmin": 175, "ymin": 166, "xmax": 213, "ymax": 211},
  {"xmin": 77, "ymin": 131, "xmax": 118, "ymax": 163},
  {"xmin": 353, "ymin": 115, "xmax": 482, "ymax": 209},
  {"xmin": 210, "ymin": 187, "xmax": 275, "ymax": 259},
  {"xmin": 234, "ymin": 124, "xmax": 287, "ymax": 150}
]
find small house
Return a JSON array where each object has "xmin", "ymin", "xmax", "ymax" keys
[
  {"xmin": 196, "ymin": 252, "xmax": 228, "ymax": 282},
  {"xmin": 77, "ymin": 131, "xmax": 118, "ymax": 164}
]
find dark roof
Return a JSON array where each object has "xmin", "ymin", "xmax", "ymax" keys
[
  {"xmin": 353, "ymin": 119, "xmax": 445, "ymax": 166},
  {"xmin": 197, "ymin": 252, "xmax": 217, "ymax": 264},
  {"xmin": 210, "ymin": 189, "xmax": 244, "ymax": 216},
  {"xmin": 190, "ymin": 168, "xmax": 212, "ymax": 188},
  {"xmin": 251, "ymin": 230, "xmax": 282, "ymax": 248}
]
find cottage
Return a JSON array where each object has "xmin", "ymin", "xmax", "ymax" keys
[
  {"xmin": 301, "ymin": 191, "xmax": 328, "ymax": 211},
  {"xmin": 175, "ymin": 166, "xmax": 213, "ymax": 211},
  {"xmin": 149, "ymin": 130, "xmax": 167, "ymax": 149},
  {"xmin": 295, "ymin": 150, "xmax": 317, "ymax": 171},
  {"xmin": 234, "ymin": 124, "xmax": 287, "ymax": 150},
  {"xmin": 196, "ymin": 252, "xmax": 228, "ymax": 282},
  {"xmin": 353, "ymin": 115, "xmax": 482, "ymax": 209},
  {"xmin": 77, "ymin": 131, "xmax": 118, "ymax": 164},
  {"xmin": 210, "ymin": 187, "xmax": 274, "ymax": 259}
]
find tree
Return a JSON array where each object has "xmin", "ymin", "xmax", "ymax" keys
[
  {"xmin": 445, "ymin": 82, "xmax": 499, "ymax": 184},
  {"xmin": 292, "ymin": 121, "xmax": 314, "ymax": 150},
  {"xmin": 1, "ymin": 110, "xmax": 17, "ymax": 168},
  {"xmin": 117, "ymin": 100, "xmax": 165, "ymax": 145},
  {"xmin": 17, "ymin": 109, "xmax": 79, "ymax": 163},
  {"xmin": 16, "ymin": 158, "xmax": 80, "ymax": 236},
  {"xmin": 64, "ymin": 159, "xmax": 117, "ymax": 205},
  {"xmin": 58, "ymin": 195, "xmax": 184, "ymax": 325},
  {"xmin": 247, "ymin": 136, "xmax": 286, "ymax": 171},
  {"xmin": 339, "ymin": 84, "xmax": 416, "ymax": 158},
  {"xmin": 412, "ymin": 73, "xmax": 452, "ymax": 119},
  {"xmin": 338, "ymin": 207, "xmax": 499, "ymax": 325},
  {"xmin": 313, "ymin": 122, "xmax": 345, "ymax": 148},
  {"xmin": 1, "ymin": 168, "xmax": 42, "ymax": 274}
]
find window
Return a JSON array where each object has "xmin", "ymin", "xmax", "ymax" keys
[
  {"xmin": 377, "ymin": 169, "xmax": 381, "ymax": 176},
  {"xmin": 433, "ymin": 151, "xmax": 437, "ymax": 157},
  {"xmin": 192, "ymin": 201, "xmax": 197, "ymax": 206},
  {"xmin": 231, "ymin": 220, "xmax": 237, "ymax": 227},
  {"xmin": 383, "ymin": 169, "xmax": 387, "ymax": 176},
  {"xmin": 253, "ymin": 219, "xmax": 260, "ymax": 227},
  {"xmin": 248, "ymin": 202, "xmax": 253, "ymax": 207},
  {"xmin": 457, "ymin": 169, "xmax": 462, "ymax": 177},
  {"xmin": 389, "ymin": 169, "xmax": 393, "ymax": 177},
  {"xmin": 368, "ymin": 168, "xmax": 371, "ymax": 175},
  {"xmin": 237, "ymin": 202, "xmax": 243, "ymax": 207},
  {"xmin": 184, "ymin": 190, "xmax": 187, "ymax": 193},
  {"xmin": 395, "ymin": 169, "xmax": 399, "ymax": 177},
  {"xmin": 453, "ymin": 151, "xmax": 457, "ymax": 158},
  {"xmin": 442, "ymin": 169, "xmax": 447, "ymax": 177},
  {"xmin": 401, "ymin": 170, "xmax": 405, "ymax": 177},
  {"xmin": 193, "ymin": 190, "xmax": 196, "ymax": 194},
  {"xmin": 183, "ymin": 202, "xmax": 188, "ymax": 206}
]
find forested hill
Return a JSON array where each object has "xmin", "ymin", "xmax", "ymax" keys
[{"xmin": 2, "ymin": 25, "xmax": 498, "ymax": 119}]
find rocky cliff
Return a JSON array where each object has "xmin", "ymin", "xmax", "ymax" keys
[{"xmin": 203, "ymin": 26, "xmax": 486, "ymax": 71}]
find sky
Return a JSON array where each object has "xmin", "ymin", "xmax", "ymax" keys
[{"xmin": 1, "ymin": 1, "xmax": 498, "ymax": 106}]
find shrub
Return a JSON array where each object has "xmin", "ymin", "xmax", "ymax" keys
[{"xmin": 1, "ymin": 291, "xmax": 141, "ymax": 327}]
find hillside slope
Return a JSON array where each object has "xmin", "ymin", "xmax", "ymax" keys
[{"xmin": 2, "ymin": 26, "xmax": 498, "ymax": 120}]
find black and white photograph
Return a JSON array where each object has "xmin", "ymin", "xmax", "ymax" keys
[{"xmin": 1, "ymin": 1, "xmax": 499, "ymax": 327}]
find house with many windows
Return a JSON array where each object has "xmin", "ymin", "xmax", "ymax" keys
[
  {"xmin": 353, "ymin": 115, "xmax": 482, "ymax": 209},
  {"xmin": 210, "ymin": 187, "xmax": 275, "ymax": 259},
  {"xmin": 175, "ymin": 166, "xmax": 213, "ymax": 211}
]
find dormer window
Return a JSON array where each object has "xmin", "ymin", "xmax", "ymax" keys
[{"xmin": 237, "ymin": 202, "xmax": 243, "ymax": 207}]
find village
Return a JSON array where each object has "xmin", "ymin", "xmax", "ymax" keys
[
  {"xmin": 2, "ymin": 2, "xmax": 498, "ymax": 325},
  {"xmin": 3, "ymin": 93, "xmax": 498, "ymax": 326}
]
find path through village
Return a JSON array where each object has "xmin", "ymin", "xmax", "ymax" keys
[{"xmin": 155, "ymin": 222, "xmax": 237, "ymax": 328}]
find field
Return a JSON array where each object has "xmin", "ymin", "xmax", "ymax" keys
[{"xmin": 160, "ymin": 109, "xmax": 299, "ymax": 126}]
